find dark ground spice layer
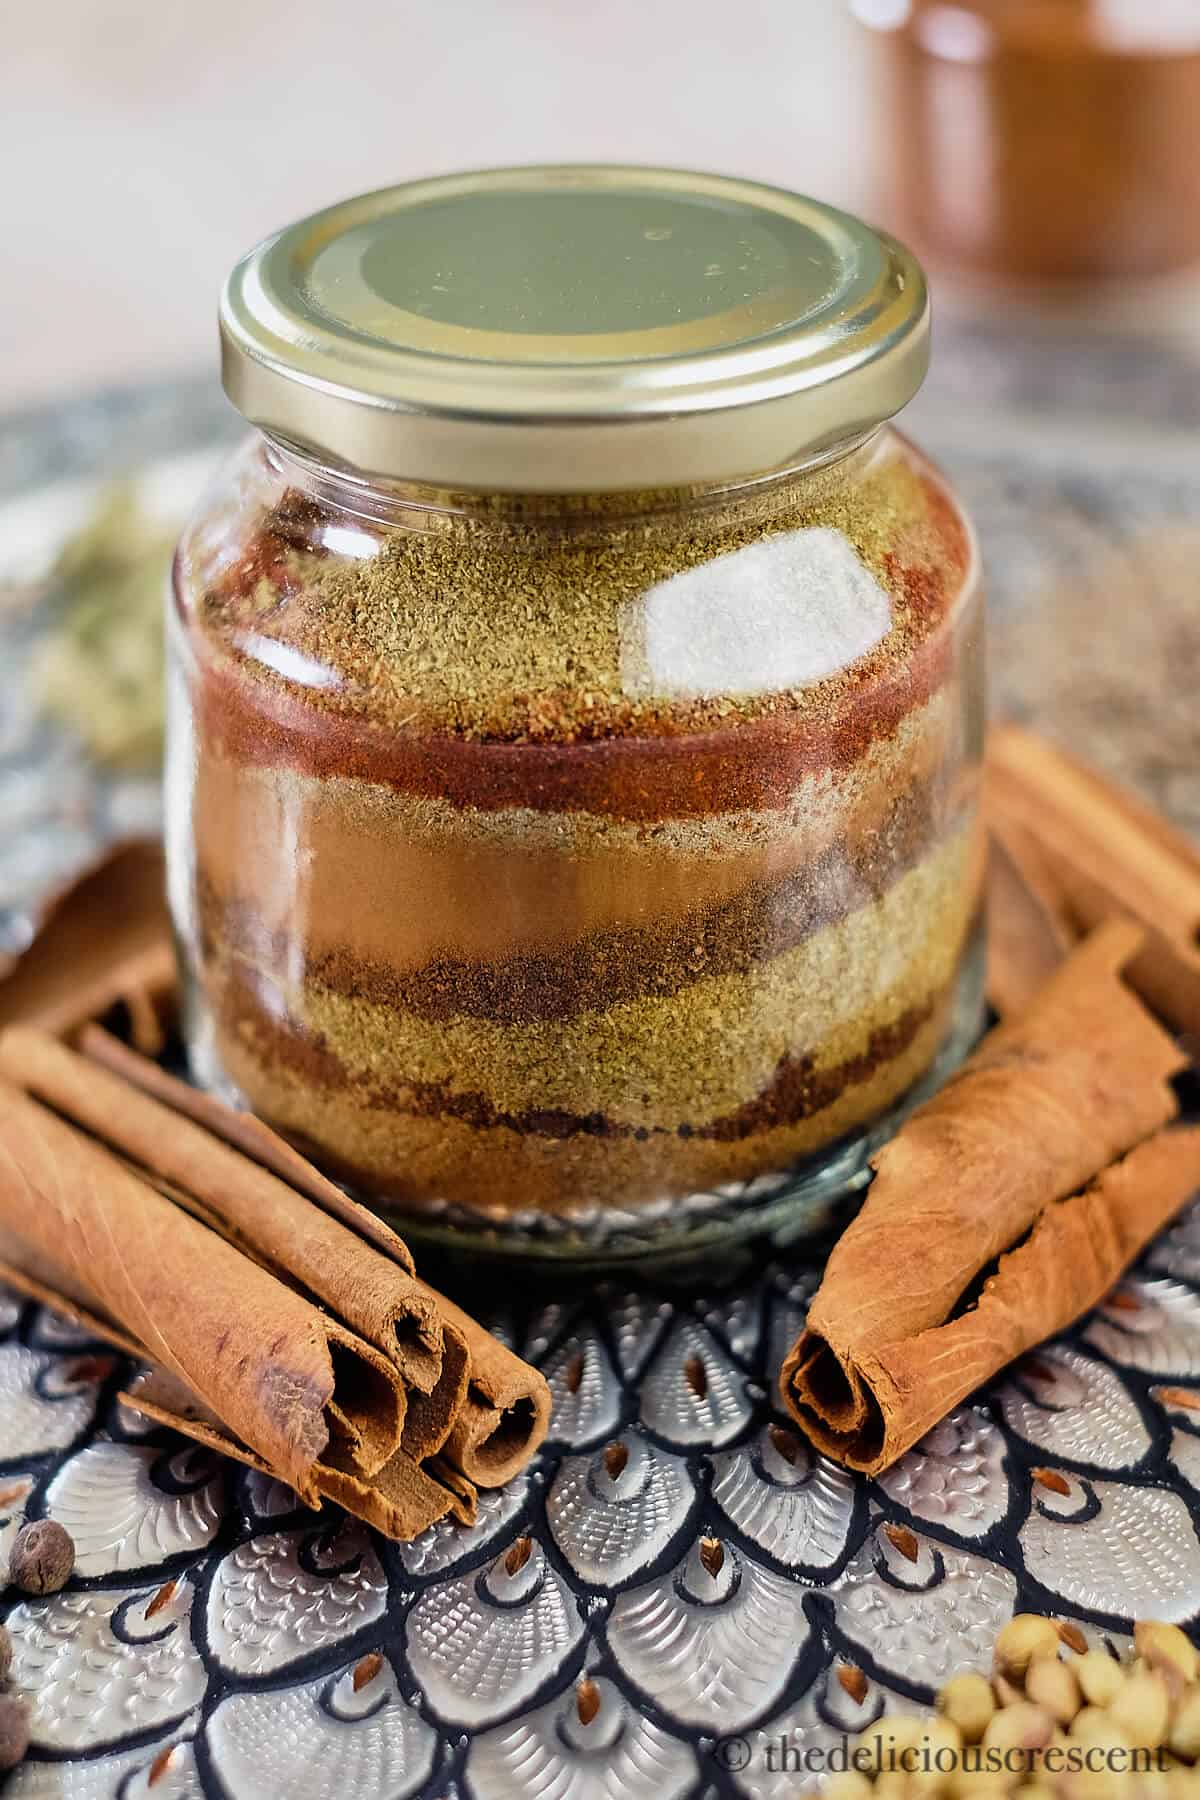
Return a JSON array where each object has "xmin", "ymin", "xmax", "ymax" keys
[{"xmin": 195, "ymin": 775, "xmax": 953, "ymax": 1027}]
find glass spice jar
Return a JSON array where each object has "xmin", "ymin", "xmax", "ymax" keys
[
  {"xmin": 855, "ymin": 0, "xmax": 1200, "ymax": 284},
  {"xmin": 168, "ymin": 166, "xmax": 986, "ymax": 1261}
]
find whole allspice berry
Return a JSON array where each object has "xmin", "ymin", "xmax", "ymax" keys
[
  {"xmin": 0, "ymin": 1695, "xmax": 30, "ymax": 1772},
  {"xmin": 6, "ymin": 1519, "xmax": 75, "ymax": 1596}
]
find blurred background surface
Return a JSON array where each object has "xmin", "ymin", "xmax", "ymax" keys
[{"xmin": 2, "ymin": 0, "xmax": 860, "ymax": 407}]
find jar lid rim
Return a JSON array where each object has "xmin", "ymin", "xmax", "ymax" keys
[{"xmin": 220, "ymin": 164, "xmax": 930, "ymax": 492}]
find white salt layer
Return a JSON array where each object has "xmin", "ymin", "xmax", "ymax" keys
[{"xmin": 620, "ymin": 526, "xmax": 893, "ymax": 700}]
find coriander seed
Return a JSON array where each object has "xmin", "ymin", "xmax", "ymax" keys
[
  {"xmin": 994, "ymin": 1615, "xmax": 1063, "ymax": 1679},
  {"xmin": 937, "ymin": 1671, "xmax": 995, "ymax": 1743},
  {"xmin": 1024, "ymin": 1654, "xmax": 1082, "ymax": 1727},
  {"xmin": 1076, "ymin": 1650, "xmax": 1126, "ymax": 1710}
]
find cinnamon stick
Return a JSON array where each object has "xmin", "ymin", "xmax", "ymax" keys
[
  {"xmin": 0, "ymin": 1225, "xmax": 146, "ymax": 1359},
  {"xmin": 0, "ymin": 841, "xmax": 174, "ymax": 1053},
  {"xmin": 119, "ymin": 1367, "xmax": 476, "ymax": 1539},
  {"xmin": 0, "ymin": 1081, "xmax": 404, "ymax": 1493},
  {"xmin": 78, "ymin": 1024, "xmax": 410, "ymax": 1257},
  {"xmin": 986, "ymin": 821, "xmax": 1077, "ymax": 1017},
  {"xmin": 781, "ymin": 920, "xmax": 1188, "ymax": 1473},
  {"xmin": 0, "ymin": 1080, "xmax": 491, "ymax": 1538},
  {"xmin": 987, "ymin": 726, "xmax": 1200, "ymax": 1042},
  {"xmin": 75, "ymin": 1024, "xmax": 550, "ymax": 1486},
  {"xmin": 427, "ymin": 1286, "xmax": 554, "ymax": 1487},
  {"xmin": 784, "ymin": 1127, "xmax": 1200, "ymax": 1473},
  {"xmin": 0, "ymin": 1022, "xmax": 550, "ymax": 1500},
  {"xmin": 0, "ymin": 1027, "xmax": 451, "ymax": 1403}
]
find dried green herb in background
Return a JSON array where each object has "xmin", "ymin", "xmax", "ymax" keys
[{"xmin": 33, "ymin": 486, "xmax": 175, "ymax": 771}]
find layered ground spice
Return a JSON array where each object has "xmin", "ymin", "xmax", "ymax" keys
[{"xmin": 170, "ymin": 428, "xmax": 984, "ymax": 1218}]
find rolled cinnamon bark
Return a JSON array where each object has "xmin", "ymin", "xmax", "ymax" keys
[
  {"xmin": 77, "ymin": 1024, "xmax": 416, "ymax": 1262},
  {"xmin": 119, "ymin": 1367, "xmax": 477, "ymax": 1539},
  {"xmin": 784, "ymin": 1127, "xmax": 1200, "ymax": 1473},
  {"xmin": 986, "ymin": 725, "xmax": 1200, "ymax": 1043},
  {"xmin": 0, "ymin": 1021, "xmax": 551, "ymax": 1493},
  {"xmin": 74, "ymin": 1024, "xmax": 551, "ymax": 1486},
  {"xmin": 0, "ymin": 1238, "xmax": 478, "ymax": 1537},
  {"xmin": 0, "ymin": 1079, "xmax": 495, "ymax": 1536},
  {"xmin": 985, "ymin": 820, "xmax": 1076, "ymax": 1018},
  {"xmin": 0, "ymin": 1081, "xmax": 404, "ymax": 1494},
  {"xmin": 427, "ymin": 1286, "xmax": 554, "ymax": 1487},
  {"xmin": 0, "ymin": 1026, "xmax": 450, "ymax": 1401},
  {"xmin": 0, "ymin": 1224, "xmax": 146, "ymax": 1360},
  {"xmin": 782, "ymin": 920, "xmax": 1189, "ymax": 1473}
]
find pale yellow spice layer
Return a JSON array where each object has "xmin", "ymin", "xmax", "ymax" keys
[
  {"xmin": 213, "ymin": 1000, "xmax": 954, "ymax": 1215},
  {"xmin": 206, "ymin": 825, "xmax": 976, "ymax": 1130}
]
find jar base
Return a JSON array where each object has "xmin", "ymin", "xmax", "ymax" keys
[{"xmin": 185, "ymin": 930, "xmax": 986, "ymax": 1271}]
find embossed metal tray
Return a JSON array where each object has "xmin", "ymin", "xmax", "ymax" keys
[{"xmin": 2, "ymin": 324, "xmax": 1200, "ymax": 1798}]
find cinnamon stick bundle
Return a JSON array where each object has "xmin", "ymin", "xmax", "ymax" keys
[
  {"xmin": 0, "ymin": 1081, "xmax": 404, "ymax": 1493},
  {"xmin": 0, "ymin": 1025, "xmax": 550, "ymax": 1537},
  {"xmin": 0, "ymin": 1027, "xmax": 454, "ymax": 1409},
  {"xmin": 75, "ymin": 1025, "xmax": 551, "ymax": 1486},
  {"xmin": 782, "ymin": 920, "xmax": 1198, "ymax": 1473}
]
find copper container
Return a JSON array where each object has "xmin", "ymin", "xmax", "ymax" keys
[{"xmin": 856, "ymin": 0, "xmax": 1200, "ymax": 282}]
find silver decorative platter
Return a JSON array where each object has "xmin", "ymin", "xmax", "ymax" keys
[{"xmin": 1, "ymin": 320, "xmax": 1200, "ymax": 1798}]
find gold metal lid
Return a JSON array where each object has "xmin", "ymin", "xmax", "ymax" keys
[{"xmin": 220, "ymin": 165, "xmax": 929, "ymax": 492}]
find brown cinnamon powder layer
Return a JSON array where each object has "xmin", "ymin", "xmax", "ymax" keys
[
  {"xmin": 188, "ymin": 688, "xmax": 961, "ymax": 975},
  {"xmin": 197, "ymin": 777, "xmax": 953, "ymax": 1028},
  {"xmin": 189, "ymin": 615, "xmax": 965, "ymax": 822}
]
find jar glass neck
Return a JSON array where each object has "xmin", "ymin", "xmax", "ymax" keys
[{"xmin": 257, "ymin": 427, "xmax": 886, "ymax": 532}]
